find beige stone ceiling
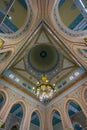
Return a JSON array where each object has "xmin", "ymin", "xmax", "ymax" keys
[{"xmin": 0, "ymin": 0, "xmax": 87, "ymax": 103}]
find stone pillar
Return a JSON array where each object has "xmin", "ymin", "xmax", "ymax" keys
[
  {"xmin": 61, "ymin": 112, "xmax": 74, "ymax": 130},
  {"xmin": 45, "ymin": 107, "xmax": 53, "ymax": 130},
  {"xmin": 58, "ymin": 100, "xmax": 73, "ymax": 130},
  {"xmin": 21, "ymin": 108, "xmax": 31, "ymax": 130},
  {"xmin": 21, "ymin": 104, "xmax": 46, "ymax": 130}
]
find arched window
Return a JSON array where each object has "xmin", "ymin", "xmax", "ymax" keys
[
  {"xmin": 52, "ymin": 110, "xmax": 63, "ymax": 130},
  {"xmin": 67, "ymin": 100, "xmax": 87, "ymax": 130},
  {"xmin": 30, "ymin": 111, "xmax": 41, "ymax": 130},
  {"xmin": 0, "ymin": 91, "xmax": 6, "ymax": 110},
  {"xmin": 4, "ymin": 103, "xmax": 24, "ymax": 130}
]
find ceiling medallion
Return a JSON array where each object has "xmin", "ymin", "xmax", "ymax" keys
[
  {"xmin": 25, "ymin": 44, "xmax": 63, "ymax": 79},
  {"xmin": 33, "ymin": 75, "xmax": 56, "ymax": 103}
]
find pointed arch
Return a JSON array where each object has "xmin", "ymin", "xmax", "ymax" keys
[
  {"xmin": 29, "ymin": 108, "xmax": 42, "ymax": 130},
  {"xmin": 66, "ymin": 99, "xmax": 87, "ymax": 129},
  {"xmin": 51, "ymin": 108, "xmax": 63, "ymax": 130},
  {"xmin": 0, "ymin": 91, "xmax": 6, "ymax": 110},
  {"xmin": 2, "ymin": 99, "xmax": 28, "ymax": 130},
  {"xmin": 0, "ymin": 88, "xmax": 9, "ymax": 115},
  {"xmin": 82, "ymin": 85, "xmax": 87, "ymax": 105}
]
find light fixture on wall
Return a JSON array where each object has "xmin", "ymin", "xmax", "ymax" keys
[{"xmin": 33, "ymin": 75, "xmax": 56, "ymax": 102}]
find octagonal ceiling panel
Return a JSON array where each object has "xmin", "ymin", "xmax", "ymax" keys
[{"xmin": 2, "ymin": 22, "xmax": 85, "ymax": 102}]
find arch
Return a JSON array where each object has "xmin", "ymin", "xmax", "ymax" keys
[
  {"xmin": 4, "ymin": 101, "xmax": 24, "ymax": 130},
  {"xmin": 29, "ymin": 109, "xmax": 42, "ymax": 130},
  {"xmin": 66, "ymin": 99, "xmax": 87, "ymax": 129},
  {"xmin": 51, "ymin": 0, "xmax": 87, "ymax": 40},
  {"xmin": 0, "ymin": 0, "xmax": 33, "ymax": 40},
  {"xmin": 0, "ymin": 88, "xmax": 9, "ymax": 115},
  {"xmin": 46, "ymin": 107, "xmax": 63, "ymax": 130},
  {"xmin": 2, "ymin": 98, "xmax": 28, "ymax": 130},
  {"xmin": 51, "ymin": 109, "xmax": 63, "ymax": 130},
  {"xmin": 3, "ymin": 99, "xmax": 27, "ymax": 122},
  {"xmin": 0, "ymin": 0, "xmax": 27, "ymax": 34},
  {"xmin": 0, "ymin": 91, "xmax": 6, "ymax": 110},
  {"xmin": 82, "ymin": 85, "xmax": 87, "ymax": 105},
  {"xmin": 49, "ymin": 107, "xmax": 62, "ymax": 117},
  {"xmin": 64, "ymin": 97, "xmax": 87, "ymax": 119}
]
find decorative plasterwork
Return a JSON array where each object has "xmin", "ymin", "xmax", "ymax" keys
[
  {"xmin": 0, "ymin": 48, "xmax": 15, "ymax": 73},
  {"xmin": 72, "ymin": 44, "xmax": 87, "ymax": 69},
  {"xmin": 1, "ymin": 22, "xmax": 84, "ymax": 103},
  {"xmin": 24, "ymin": 44, "xmax": 63, "ymax": 79},
  {"xmin": 0, "ymin": 51, "xmax": 11, "ymax": 63},
  {"xmin": 53, "ymin": 0, "xmax": 87, "ymax": 37},
  {"xmin": 0, "ymin": 0, "xmax": 33, "ymax": 39},
  {"xmin": 46, "ymin": 77, "xmax": 87, "ymax": 107}
]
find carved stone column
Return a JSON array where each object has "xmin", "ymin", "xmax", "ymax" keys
[
  {"xmin": 44, "ymin": 108, "xmax": 50, "ymax": 130},
  {"xmin": 21, "ymin": 108, "xmax": 31, "ymax": 130},
  {"xmin": 57, "ymin": 99, "xmax": 73, "ymax": 130},
  {"xmin": 61, "ymin": 112, "xmax": 74, "ymax": 130}
]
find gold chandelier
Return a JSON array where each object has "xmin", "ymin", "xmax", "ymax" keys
[{"xmin": 33, "ymin": 76, "xmax": 56, "ymax": 102}]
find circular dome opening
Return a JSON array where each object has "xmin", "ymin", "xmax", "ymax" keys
[
  {"xmin": 0, "ymin": 0, "xmax": 27, "ymax": 34},
  {"xmin": 40, "ymin": 50, "xmax": 47, "ymax": 58},
  {"xmin": 26, "ymin": 44, "xmax": 59, "ymax": 72},
  {"xmin": 58, "ymin": 0, "xmax": 87, "ymax": 32}
]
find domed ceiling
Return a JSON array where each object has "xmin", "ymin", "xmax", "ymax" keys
[
  {"xmin": 0, "ymin": 0, "xmax": 87, "ymax": 104},
  {"xmin": 2, "ymin": 22, "xmax": 86, "ymax": 103}
]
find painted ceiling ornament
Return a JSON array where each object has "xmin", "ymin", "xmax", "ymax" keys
[{"xmin": 24, "ymin": 44, "xmax": 63, "ymax": 79}]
